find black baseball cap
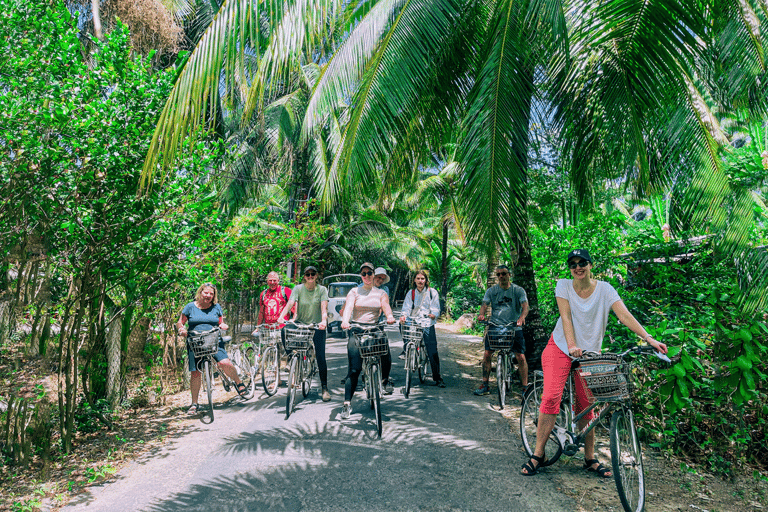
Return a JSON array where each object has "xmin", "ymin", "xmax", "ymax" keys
[
  {"xmin": 304, "ymin": 266, "xmax": 318, "ymax": 273},
  {"xmin": 567, "ymin": 249, "xmax": 592, "ymax": 263}
]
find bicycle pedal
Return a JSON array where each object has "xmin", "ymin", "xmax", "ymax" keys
[
  {"xmin": 213, "ymin": 371, "xmax": 220, "ymax": 379},
  {"xmin": 563, "ymin": 444, "xmax": 579, "ymax": 457}
]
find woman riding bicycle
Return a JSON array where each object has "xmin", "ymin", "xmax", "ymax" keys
[
  {"xmin": 340, "ymin": 262, "xmax": 396, "ymax": 419},
  {"xmin": 399, "ymin": 269, "xmax": 445, "ymax": 387},
  {"xmin": 176, "ymin": 282, "xmax": 247, "ymax": 415},
  {"xmin": 278, "ymin": 266, "xmax": 331, "ymax": 402},
  {"xmin": 521, "ymin": 249, "xmax": 667, "ymax": 476}
]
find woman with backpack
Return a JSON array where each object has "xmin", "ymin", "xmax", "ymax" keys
[{"xmin": 399, "ymin": 270, "xmax": 445, "ymax": 387}]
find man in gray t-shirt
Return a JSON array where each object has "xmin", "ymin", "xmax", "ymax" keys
[{"xmin": 474, "ymin": 265, "xmax": 529, "ymax": 397}]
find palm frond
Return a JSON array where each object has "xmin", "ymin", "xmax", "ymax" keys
[{"xmin": 141, "ymin": 0, "xmax": 261, "ymax": 186}]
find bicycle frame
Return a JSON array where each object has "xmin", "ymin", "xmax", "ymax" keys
[{"xmin": 552, "ymin": 375, "xmax": 616, "ymax": 456}]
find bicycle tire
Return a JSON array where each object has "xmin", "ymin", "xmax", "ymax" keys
[
  {"xmin": 302, "ymin": 355, "xmax": 314, "ymax": 398},
  {"xmin": 519, "ymin": 382, "xmax": 562, "ymax": 466},
  {"xmin": 417, "ymin": 346, "xmax": 427, "ymax": 384},
  {"xmin": 404, "ymin": 344, "xmax": 414, "ymax": 398},
  {"xmin": 610, "ymin": 408, "xmax": 645, "ymax": 512},
  {"xmin": 203, "ymin": 360, "xmax": 214, "ymax": 421},
  {"xmin": 236, "ymin": 346, "xmax": 256, "ymax": 400},
  {"xmin": 497, "ymin": 353, "xmax": 506, "ymax": 409},
  {"xmin": 371, "ymin": 363, "xmax": 382, "ymax": 438},
  {"xmin": 285, "ymin": 356, "xmax": 299, "ymax": 419},
  {"xmin": 261, "ymin": 345, "xmax": 279, "ymax": 396}
]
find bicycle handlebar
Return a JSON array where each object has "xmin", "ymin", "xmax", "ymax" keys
[
  {"xmin": 577, "ymin": 344, "xmax": 670, "ymax": 363},
  {"xmin": 345, "ymin": 321, "xmax": 387, "ymax": 331}
]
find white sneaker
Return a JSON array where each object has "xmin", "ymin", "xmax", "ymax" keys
[
  {"xmin": 341, "ymin": 402, "xmax": 351, "ymax": 419},
  {"xmin": 398, "ymin": 352, "xmax": 406, "ymax": 360}
]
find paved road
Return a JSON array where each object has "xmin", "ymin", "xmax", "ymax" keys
[{"xmin": 64, "ymin": 326, "xmax": 575, "ymax": 512}]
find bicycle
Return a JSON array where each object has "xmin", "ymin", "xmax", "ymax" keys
[
  {"xmin": 256, "ymin": 323, "xmax": 282, "ymax": 396},
  {"xmin": 401, "ymin": 315, "xmax": 431, "ymax": 398},
  {"xmin": 283, "ymin": 323, "xmax": 318, "ymax": 419},
  {"xmin": 348, "ymin": 322, "xmax": 388, "ymax": 437},
  {"xmin": 187, "ymin": 327, "xmax": 256, "ymax": 421},
  {"xmin": 519, "ymin": 344, "xmax": 670, "ymax": 512},
  {"xmin": 483, "ymin": 321, "xmax": 517, "ymax": 409}
]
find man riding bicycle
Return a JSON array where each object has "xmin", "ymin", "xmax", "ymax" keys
[{"xmin": 474, "ymin": 265, "xmax": 529, "ymax": 397}]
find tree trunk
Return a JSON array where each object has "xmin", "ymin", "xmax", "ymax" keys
[
  {"xmin": 106, "ymin": 312, "xmax": 122, "ymax": 409},
  {"xmin": 440, "ymin": 219, "xmax": 449, "ymax": 295},
  {"xmin": 91, "ymin": 0, "xmax": 103, "ymax": 40}
]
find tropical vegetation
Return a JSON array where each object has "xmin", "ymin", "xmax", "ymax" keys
[{"xmin": 0, "ymin": 2, "xmax": 767, "ymax": 508}]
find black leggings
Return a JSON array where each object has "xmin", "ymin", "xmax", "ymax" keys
[
  {"xmin": 345, "ymin": 331, "xmax": 391, "ymax": 401},
  {"xmin": 313, "ymin": 328, "xmax": 328, "ymax": 387}
]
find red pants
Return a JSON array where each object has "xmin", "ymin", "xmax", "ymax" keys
[{"xmin": 539, "ymin": 336, "xmax": 594, "ymax": 420}]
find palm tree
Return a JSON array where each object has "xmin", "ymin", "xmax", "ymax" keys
[{"xmin": 143, "ymin": 0, "xmax": 768, "ymax": 312}]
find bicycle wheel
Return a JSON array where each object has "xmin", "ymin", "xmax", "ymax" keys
[
  {"xmin": 417, "ymin": 345, "xmax": 427, "ymax": 384},
  {"xmin": 261, "ymin": 345, "xmax": 279, "ymax": 396},
  {"xmin": 370, "ymin": 363, "xmax": 382, "ymax": 438},
  {"xmin": 203, "ymin": 360, "xmax": 214, "ymax": 421},
  {"xmin": 235, "ymin": 347, "xmax": 256, "ymax": 400},
  {"xmin": 497, "ymin": 353, "xmax": 507, "ymax": 409},
  {"xmin": 404, "ymin": 344, "xmax": 414, "ymax": 398},
  {"xmin": 610, "ymin": 408, "xmax": 645, "ymax": 512},
  {"xmin": 302, "ymin": 355, "xmax": 314, "ymax": 398},
  {"xmin": 285, "ymin": 356, "xmax": 299, "ymax": 419},
  {"xmin": 519, "ymin": 382, "xmax": 562, "ymax": 466}
]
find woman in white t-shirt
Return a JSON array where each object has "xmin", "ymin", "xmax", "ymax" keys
[
  {"xmin": 521, "ymin": 249, "xmax": 667, "ymax": 477},
  {"xmin": 340, "ymin": 262, "xmax": 396, "ymax": 419}
]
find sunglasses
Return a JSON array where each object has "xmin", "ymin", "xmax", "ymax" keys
[
  {"xmin": 361, "ymin": 271, "xmax": 373, "ymax": 277},
  {"xmin": 304, "ymin": 272, "xmax": 316, "ymax": 277},
  {"xmin": 496, "ymin": 272, "xmax": 509, "ymax": 277},
  {"xmin": 568, "ymin": 260, "xmax": 590, "ymax": 269}
]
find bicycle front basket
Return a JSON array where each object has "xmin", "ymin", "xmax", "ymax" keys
[
  {"xmin": 257, "ymin": 324, "xmax": 282, "ymax": 346},
  {"xmin": 576, "ymin": 354, "xmax": 630, "ymax": 401},
  {"xmin": 188, "ymin": 329, "xmax": 219, "ymax": 358},
  {"xmin": 487, "ymin": 325, "xmax": 514, "ymax": 350},
  {"xmin": 401, "ymin": 322, "xmax": 425, "ymax": 347},
  {"xmin": 284, "ymin": 324, "xmax": 314, "ymax": 350},
  {"xmin": 353, "ymin": 329, "xmax": 389, "ymax": 357}
]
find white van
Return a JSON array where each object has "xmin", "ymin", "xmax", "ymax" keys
[{"xmin": 323, "ymin": 274, "xmax": 363, "ymax": 337}]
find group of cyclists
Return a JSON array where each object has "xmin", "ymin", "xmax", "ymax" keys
[{"xmin": 177, "ymin": 248, "xmax": 669, "ymax": 482}]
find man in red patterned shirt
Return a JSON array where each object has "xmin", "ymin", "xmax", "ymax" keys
[{"xmin": 257, "ymin": 271, "xmax": 292, "ymax": 327}]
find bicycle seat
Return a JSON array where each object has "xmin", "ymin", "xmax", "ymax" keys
[{"xmin": 222, "ymin": 335, "xmax": 232, "ymax": 343}]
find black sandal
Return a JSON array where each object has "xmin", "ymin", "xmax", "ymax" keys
[
  {"xmin": 583, "ymin": 458, "xmax": 612, "ymax": 478},
  {"xmin": 236, "ymin": 382, "xmax": 248, "ymax": 397},
  {"xmin": 521, "ymin": 454, "xmax": 545, "ymax": 476}
]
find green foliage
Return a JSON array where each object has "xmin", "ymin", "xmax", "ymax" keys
[
  {"xmin": 74, "ymin": 398, "xmax": 113, "ymax": 434},
  {"xmin": 447, "ymin": 281, "xmax": 484, "ymax": 318}
]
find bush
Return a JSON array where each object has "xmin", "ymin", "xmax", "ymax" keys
[{"xmin": 447, "ymin": 281, "xmax": 484, "ymax": 318}]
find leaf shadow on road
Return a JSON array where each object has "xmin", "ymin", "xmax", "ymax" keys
[{"xmin": 135, "ymin": 387, "xmax": 561, "ymax": 512}]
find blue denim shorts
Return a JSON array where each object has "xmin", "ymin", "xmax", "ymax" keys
[{"xmin": 188, "ymin": 343, "xmax": 229, "ymax": 372}]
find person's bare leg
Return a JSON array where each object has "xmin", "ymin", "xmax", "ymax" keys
[
  {"xmin": 515, "ymin": 353, "xmax": 528, "ymax": 387},
  {"xmin": 482, "ymin": 350, "xmax": 492, "ymax": 382},
  {"xmin": 582, "ymin": 417, "xmax": 611, "ymax": 476},
  {"xmin": 190, "ymin": 370, "xmax": 201, "ymax": 403},
  {"xmin": 521, "ymin": 412, "xmax": 557, "ymax": 474},
  {"xmin": 217, "ymin": 358, "xmax": 242, "ymax": 385}
]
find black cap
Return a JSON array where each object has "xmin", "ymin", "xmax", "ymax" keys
[
  {"xmin": 304, "ymin": 266, "xmax": 318, "ymax": 273},
  {"xmin": 567, "ymin": 249, "xmax": 592, "ymax": 263}
]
